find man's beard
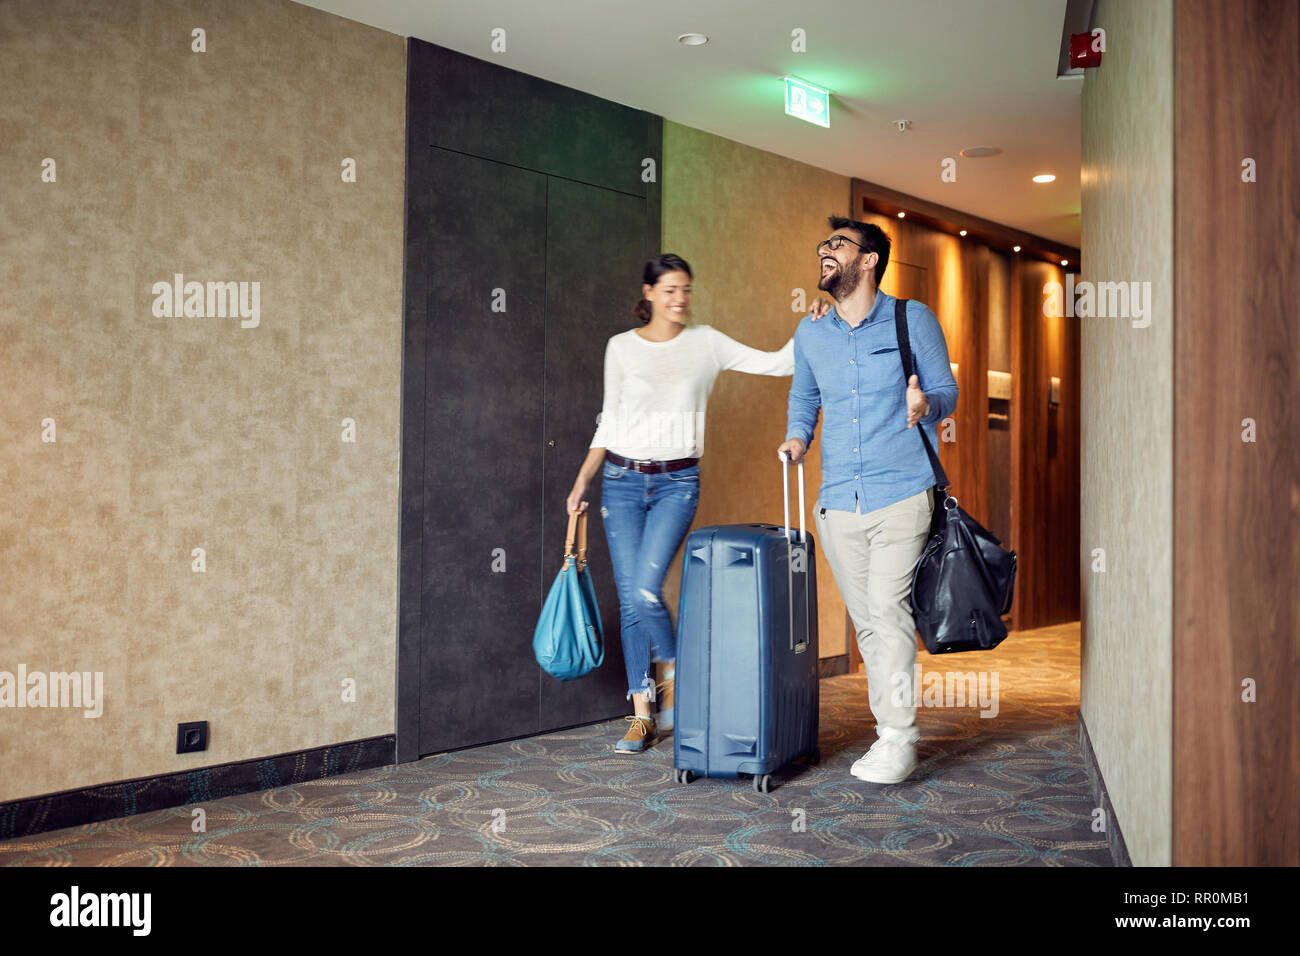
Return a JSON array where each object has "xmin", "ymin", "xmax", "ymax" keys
[{"xmin": 818, "ymin": 260, "xmax": 862, "ymax": 300}]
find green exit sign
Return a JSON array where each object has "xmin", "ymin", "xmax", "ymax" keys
[{"xmin": 784, "ymin": 77, "xmax": 830, "ymax": 128}]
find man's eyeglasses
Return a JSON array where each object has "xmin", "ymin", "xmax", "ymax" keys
[{"xmin": 817, "ymin": 234, "xmax": 868, "ymax": 257}]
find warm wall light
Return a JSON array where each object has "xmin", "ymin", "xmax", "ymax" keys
[
  {"xmin": 988, "ymin": 370, "xmax": 1012, "ymax": 401},
  {"xmin": 1032, "ymin": 174, "xmax": 1056, "ymax": 183},
  {"xmin": 959, "ymin": 229, "xmax": 967, "ymax": 236},
  {"xmin": 1013, "ymin": 245, "xmax": 1021, "ymax": 252}
]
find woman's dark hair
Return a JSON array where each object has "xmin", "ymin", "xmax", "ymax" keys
[{"xmin": 634, "ymin": 253, "xmax": 693, "ymax": 324}]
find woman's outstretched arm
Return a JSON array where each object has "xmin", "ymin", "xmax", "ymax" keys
[{"xmin": 706, "ymin": 326, "xmax": 795, "ymax": 376}]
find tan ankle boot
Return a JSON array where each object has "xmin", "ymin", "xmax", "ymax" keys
[{"xmin": 615, "ymin": 715, "xmax": 656, "ymax": 752}]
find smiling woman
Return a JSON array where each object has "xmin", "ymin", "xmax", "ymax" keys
[
  {"xmin": 564, "ymin": 253, "xmax": 797, "ymax": 752},
  {"xmin": 633, "ymin": 253, "xmax": 692, "ymax": 328}
]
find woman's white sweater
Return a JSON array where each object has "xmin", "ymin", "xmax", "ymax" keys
[{"xmin": 589, "ymin": 324, "xmax": 795, "ymax": 461}]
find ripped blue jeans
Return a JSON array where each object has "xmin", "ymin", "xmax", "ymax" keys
[{"xmin": 599, "ymin": 459, "xmax": 700, "ymax": 700}]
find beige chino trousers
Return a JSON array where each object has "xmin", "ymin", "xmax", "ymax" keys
[{"xmin": 815, "ymin": 487, "xmax": 934, "ymax": 744}]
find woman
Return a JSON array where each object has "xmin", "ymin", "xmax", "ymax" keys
[{"xmin": 565, "ymin": 254, "xmax": 799, "ymax": 753}]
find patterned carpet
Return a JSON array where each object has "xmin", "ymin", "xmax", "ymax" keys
[{"xmin": 0, "ymin": 622, "xmax": 1107, "ymax": 866}]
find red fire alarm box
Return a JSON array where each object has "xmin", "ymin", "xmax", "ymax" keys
[{"xmin": 1070, "ymin": 32, "xmax": 1102, "ymax": 69}]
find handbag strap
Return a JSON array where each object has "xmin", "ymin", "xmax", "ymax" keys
[
  {"xmin": 894, "ymin": 298, "xmax": 950, "ymax": 489},
  {"xmin": 564, "ymin": 509, "xmax": 589, "ymax": 571}
]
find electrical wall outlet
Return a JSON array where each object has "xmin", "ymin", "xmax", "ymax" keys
[{"xmin": 176, "ymin": 720, "xmax": 208, "ymax": 754}]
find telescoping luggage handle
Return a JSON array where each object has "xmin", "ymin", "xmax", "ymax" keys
[
  {"xmin": 776, "ymin": 449, "xmax": 805, "ymax": 544},
  {"xmin": 777, "ymin": 449, "xmax": 810, "ymax": 654}
]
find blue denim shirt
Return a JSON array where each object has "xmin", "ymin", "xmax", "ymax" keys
[{"xmin": 786, "ymin": 292, "xmax": 958, "ymax": 514}]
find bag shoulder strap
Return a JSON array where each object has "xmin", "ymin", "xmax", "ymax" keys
[{"xmin": 894, "ymin": 297, "xmax": 949, "ymax": 489}]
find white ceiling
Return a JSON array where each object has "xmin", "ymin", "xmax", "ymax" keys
[{"xmin": 295, "ymin": 0, "xmax": 1082, "ymax": 246}]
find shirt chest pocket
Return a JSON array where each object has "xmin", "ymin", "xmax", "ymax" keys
[{"xmin": 863, "ymin": 345, "xmax": 906, "ymax": 393}]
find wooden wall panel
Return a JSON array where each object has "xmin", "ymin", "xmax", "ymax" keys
[
  {"xmin": 1011, "ymin": 259, "xmax": 1081, "ymax": 629},
  {"xmin": 1009, "ymin": 260, "xmax": 1038, "ymax": 626},
  {"xmin": 986, "ymin": 251, "xmax": 1013, "ymax": 549},
  {"xmin": 1172, "ymin": 0, "xmax": 1300, "ymax": 866},
  {"xmin": 1049, "ymin": 270, "xmax": 1082, "ymax": 627},
  {"xmin": 959, "ymin": 244, "xmax": 992, "ymax": 527}
]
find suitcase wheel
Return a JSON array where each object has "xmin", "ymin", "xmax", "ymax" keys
[
  {"xmin": 672, "ymin": 768, "xmax": 694, "ymax": 785},
  {"xmin": 752, "ymin": 773, "xmax": 772, "ymax": 794},
  {"xmin": 804, "ymin": 748, "xmax": 821, "ymax": 766}
]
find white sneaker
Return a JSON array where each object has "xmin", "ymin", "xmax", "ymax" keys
[{"xmin": 850, "ymin": 731, "xmax": 918, "ymax": 784}]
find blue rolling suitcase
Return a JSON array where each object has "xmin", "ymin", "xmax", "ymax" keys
[{"xmin": 672, "ymin": 453, "xmax": 819, "ymax": 793}]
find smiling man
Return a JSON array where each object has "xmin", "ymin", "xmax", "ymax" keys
[{"xmin": 778, "ymin": 216, "xmax": 958, "ymax": 785}]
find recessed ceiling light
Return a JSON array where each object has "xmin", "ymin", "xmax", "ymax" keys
[
  {"xmin": 1013, "ymin": 245, "xmax": 1021, "ymax": 253},
  {"xmin": 677, "ymin": 33, "xmax": 708, "ymax": 46},
  {"xmin": 897, "ymin": 211, "xmax": 906, "ymax": 218},
  {"xmin": 1061, "ymin": 259, "xmax": 1069, "ymax": 266},
  {"xmin": 959, "ymin": 229, "xmax": 967, "ymax": 236},
  {"xmin": 959, "ymin": 147, "xmax": 1002, "ymax": 158},
  {"xmin": 1032, "ymin": 174, "xmax": 1056, "ymax": 183}
]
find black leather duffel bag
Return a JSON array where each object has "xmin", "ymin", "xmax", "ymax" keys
[{"xmin": 895, "ymin": 299, "xmax": 1017, "ymax": 653}]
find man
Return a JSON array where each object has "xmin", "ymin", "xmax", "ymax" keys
[{"xmin": 778, "ymin": 216, "xmax": 958, "ymax": 784}]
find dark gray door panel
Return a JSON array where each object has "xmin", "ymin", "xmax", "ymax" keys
[{"xmin": 418, "ymin": 148, "xmax": 547, "ymax": 754}]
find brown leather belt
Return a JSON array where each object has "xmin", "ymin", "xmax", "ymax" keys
[{"xmin": 604, "ymin": 450, "xmax": 700, "ymax": 474}]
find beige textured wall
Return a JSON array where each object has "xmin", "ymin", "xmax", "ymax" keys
[
  {"xmin": 1079, "ymin": 0, "xmax": 1174, "ymax": 865},
  {"xmin": 0, "ymin": 0, "xmax": 406, "ymax": 802},
  {"xmin": 660, "ymin": 121, "xmax": 852, "ymax": 659}
]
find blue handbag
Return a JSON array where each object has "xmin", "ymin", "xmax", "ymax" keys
[{"xmin": 533, "ymin": 508, "xmax": 604, "ymax": 680}]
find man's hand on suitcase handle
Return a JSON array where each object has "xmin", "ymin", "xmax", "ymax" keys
[{"xmin": 778, "ymin": 438, "xmax": 806, "ymax": 464}]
